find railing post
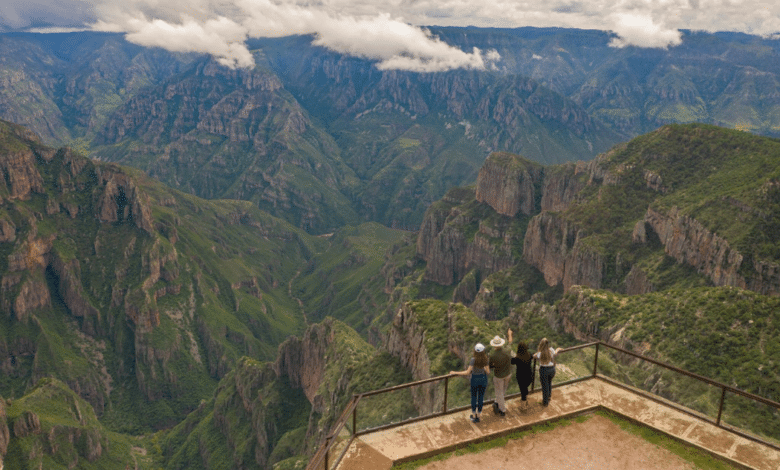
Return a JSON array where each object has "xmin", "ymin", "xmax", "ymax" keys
[
  {"xmin": 531, "ymin": 358, "xmax": 537, "ymax": 392},
  {"xmin": 324, "ymin": 436, "xmax": 330, "ymax": 470},
  {"xmin": 352, "ymin": 395, "xmax": 358, "ymax": 436},
  {"xmin": 593, "ymin": 342, "xmax": 600, "ymax": 377},
  {"xmin": 443, "ymin": 376, "xmax": 449, "ymax": 413},
  {"xmin": 717, "ymin": 387, "xmax": 727, "ymax": 426}
]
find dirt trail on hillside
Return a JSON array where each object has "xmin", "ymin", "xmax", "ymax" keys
[{"xmin": 418, "ymin": 414, "xmax": 703, "ymax": 470}]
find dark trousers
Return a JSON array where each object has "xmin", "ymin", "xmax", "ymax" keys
[
  {"xmin": 539, "ymin": 365, "xmax": 556, "ymax": 404},
  {"xmin": 470, "ymin": 374, "xmax": 488, "ymax": 413},
  {"xmin": 516, "ymin": 374, "xmax": 531, "ymax": 401}
]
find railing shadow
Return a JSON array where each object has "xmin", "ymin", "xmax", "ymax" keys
[{"xmin": 306, "ymin": 341, "xmax": 780, "ymax": 470}]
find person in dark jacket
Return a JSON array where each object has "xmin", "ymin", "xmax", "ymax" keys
[
  {"xmin": 509, "ymin": 332, "xmax": 533, "ymax": 409},
  {"xmin": 489, "ymin": 332, "xmax": 512, "ymax": 416}
]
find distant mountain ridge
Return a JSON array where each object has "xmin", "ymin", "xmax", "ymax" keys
[{"xmin": 5, "ymin": 28, "xmax": 780, "ymax": 231}]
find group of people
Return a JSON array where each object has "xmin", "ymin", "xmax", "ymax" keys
[{"xmin": 449, "ymin": 329, "xmax": 562, "ymax": 423}]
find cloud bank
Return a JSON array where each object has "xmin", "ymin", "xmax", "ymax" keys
[
  {"xmin": 92, "ymin": 0, "xmax": 501, "ymax": 71},
  {"xmin": 4, "ymin": 0, "xmax": 780, "ymax": 71}
]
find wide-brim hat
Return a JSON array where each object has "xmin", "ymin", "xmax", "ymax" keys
[
  {"xmin": 490, "ymin": 336, "xmax": 505, "ymax": 348},
  {"xmin": 474, "ymin": 343, "xmax": 485, "ymax": 352}
]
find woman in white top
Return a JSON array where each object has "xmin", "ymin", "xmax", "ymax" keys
[{"xmin": 533, "ymin": 338, "xmax": 562, "ymax": 406}]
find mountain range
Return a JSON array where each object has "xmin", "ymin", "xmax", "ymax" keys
[
  {"xmin": 0, "ymin": 25, "xmax": 779, "ymax": 470},
  {"xmin": 4, "ymin": 28, "xmax": 780, "ymax": 232}
]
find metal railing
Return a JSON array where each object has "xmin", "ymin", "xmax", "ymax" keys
[{"xmin": 306, "ymin": 340, "xmax": 780, "ymax": 470}]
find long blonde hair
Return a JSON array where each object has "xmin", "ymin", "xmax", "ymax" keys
[{"xmin": 537, "ymin": 338, "xmax": 552, "ymax": 364}]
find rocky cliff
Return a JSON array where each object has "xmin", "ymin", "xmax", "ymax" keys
[
  {"xmin": 636, "ymin": 206, "xmax": 780, "ymax": 295},
  {"xmin": 2, "ymin": 378, "xmax": 137, "ymax": 470},
  {"xmin": 417, "ymin": 124, "xmax": 780, "ymax": 318},
  {"xmin": 475, "ymin": 152, "xmax": 542, "ymax": 217},
  {"xmin": 93, "ymin": 56, "xmax": 359, "ymax": 233},
  {"xmin": 523, "ymin": 212, "xmax": 605, "ymax": 291},
  {"xmin": 0, "ymin": 119, "xmax": 324, "ymax": 432},
  {"xmin": 416, "ymin": 185, "xmax": 522, "ymax": 287}
]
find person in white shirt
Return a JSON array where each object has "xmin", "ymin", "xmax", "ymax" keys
[{"xmin": 533, "ymin": 338, "xmax": 562, "ymax": 406}]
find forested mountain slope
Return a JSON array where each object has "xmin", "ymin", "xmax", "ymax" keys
[{"xmin": 6, "ymin": 29, "xmax": 780, "ymax": 230}]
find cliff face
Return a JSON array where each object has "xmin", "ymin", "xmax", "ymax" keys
[
  {"xmin": 418, "ymin": 153, "xmax": 601, "ymax": 292},
  {"xmin": 475, "ymin": 152, "xmax": 542, "ymax": 217},
  {"xmin": 419, "ymin": 125, "xmax": 780, "ymax": 303},
  {"xmin": 636, "ymin": 207, "xmax": 780, "ymax": 295},
  {"xmin": 417, "ymin": 186, "xmax": 521, "ymax": 287},
  {"xmin": 94, "ymin": 57, "xmax": 358, "ymax": 233},
  {"xmin": 2, "ymin": 378, "xmax": 134, "ymax": 470},
  {"xmin": 0, "ymin": 396, "xmax": 8, "ymax": 463},
  {"xmin": 166, "ymin": 317, "xmax": 392, "ymax": 468},
  {"xmin": 0, "ymin": 120, "xmax": 325, "ymax": 432}
]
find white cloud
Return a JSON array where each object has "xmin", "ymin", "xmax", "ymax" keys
[
  {"xmin": 92, "ymin": 0, "xmax": 499, "ymax": 71},
  {"xmin": 6, "ymin": 0, "xmax": 780, "ymax": 71},
  {"xmin": 122, "ymin": 16, "xmax": 254, "ymax": 68},
  {"xmin": 608, "ymin": 13, "xmax": 683, "ymax": 48}
]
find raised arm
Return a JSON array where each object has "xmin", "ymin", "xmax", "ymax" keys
[{"xmin": 507, "ymin": 328, "xmax": 513, "ymax": 345}]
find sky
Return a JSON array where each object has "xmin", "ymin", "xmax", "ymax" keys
[{"xmin": 2, "ymin": 0, "xmax": 780, "ymax": 72}]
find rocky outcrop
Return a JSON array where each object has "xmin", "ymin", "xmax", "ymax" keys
[
  {"xmin": 523, "ymin": 212, "xmax": 604, "ymax": 291},
  {"xmin": 636, "ymin": 207, "xmax": 780, "ymax": 295},
  {"xmin": 540, "ymin": 162, "xmax": 590, "ymax": 212},
  {"xmin": 6, "ymin": 379, "xmax": 111, "ymax": 468},
  {"xmin": 417, "ymin": 188, "xmax": 519, "ymax": 287},
  {"xmin": 0, "ymin": 143, "xmax": 45, "ymax": 201},
  {"xmin": 0, "ymin": 397, "xmax": 9, "ymax": 459},
  {"xmin": 554, "ymin": 286, "xmax": 645, "ymax": 351},
  {"xmin": 0, "ymin": 216, "xmax": 15, "ymax": 242},
  {"xmin": 13, "ymin": 410, "xmax": 41, "ymax": 438},
  {"xmin": 624, "ymin": 265, "xmax": 654, "ymax": 295},
  {"xmin": 385, "ymin": 304, "xmax": 432, "ymax": 383},
  {"xmin": 476, "ymin": 152, "xmax": 542, "ymax": 217},
  {"xmin": 273, "ymin": 321, "xmax": 330, "ymax": 405},
  {"xmin": 94, "ymin": 166, "xmax": 154, "ymax": 234},
  {"xmin": 49, "ymin": 253, "xmax": 102, "ymax": 335},
  {"xmin": 212, "ymin": 358, "xmax": 275, "ymax": 469}
]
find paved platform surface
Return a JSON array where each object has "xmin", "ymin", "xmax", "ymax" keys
[{"xmin": 334, "ymin": 377, "xmax": 780, "ymax": 470}]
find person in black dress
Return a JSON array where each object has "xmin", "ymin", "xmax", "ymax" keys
[{"xmin": 509, "ymin": 329, "xmax": 533, "ymax": 409}]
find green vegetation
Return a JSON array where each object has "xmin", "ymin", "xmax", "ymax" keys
[
  {"xmin": 5, "ymin": 378, "xmax": 152, "ymax": 470},
  {"xmin": 293, "ymin": 222, "xmax": 406, "ymax": 333}
]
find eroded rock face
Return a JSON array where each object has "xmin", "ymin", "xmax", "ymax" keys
[
  {"xmin": 385, "ymin": 304, "xmax": 432, "ymax": 382},
  {"xmin": 273, "ymin": 321, "xmax": 330, "ymax": 405},
  {"xmin": 523, "ymin": 212, "xmax": 604, "ymax": 292},
  {"xmin": 0, "ymin": 147, "xmax": 45, "ymax": 201},
  {"xmin": 0, "ymin": 397, "xmax": 10, "ymax": 457},
  {"xmin": 0, "ymin": 217, "xmax": 15, "ymax": 242},
  {"xmin": 417, "ymin": 194, "xmax": 519, "ymax": 287},
  {"xmin": 540, "ymin": 162, "xmax": 589, "ymax": 212},
  {"xmin": 476, "ymin": 152, "xmax": 542, "ymax": 217},
  {"xmin": 638, "ymin": 207, "xmax": 780, "ymax": 295},
  {"xmin": 13, "ymin": 410, "xmax": 41, "ymax": 438},
  {"xmin": 94, "ymin": 166, "xmax": 154, "ymax": 234}
]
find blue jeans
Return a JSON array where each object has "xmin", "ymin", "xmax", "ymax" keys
[
  {"xmin": 539, "ymin": 366, "xmax": 556, "ymax": 404},
  {"xmin": 470, "ymin": 374, "xmax": 488, "ymax": 413}
]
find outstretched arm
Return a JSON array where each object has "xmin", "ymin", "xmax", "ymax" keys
[
  {"xmin": 450, "ymin": 365, "xmax": 474, "ymax": 376},
  {"xmin": 508, "ymin": 328, "xmax": 513, "ymax": 345}
]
